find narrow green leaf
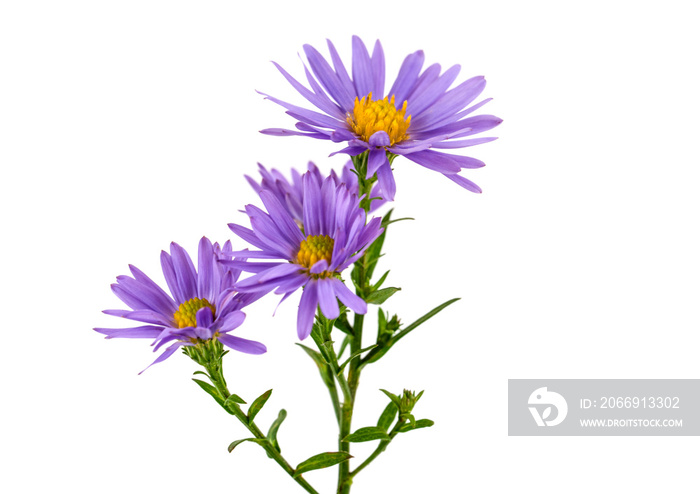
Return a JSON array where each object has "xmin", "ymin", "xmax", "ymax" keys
[
  {"xmin": 267, "ymin": 409, "xmax": 287, "ymax": 455},
  {"xmin": 383, "ymin": 216, "xmax": 414, "ymax": 227},
  {"xmin": 296, "ymin": 343, "xmax": 327, "ymax": 368},
  {"xmin": 192, "ymin": 370, "xmax": 210, "ymax": 378},
  {"xmin": 366, "ymin": 287, "xmax": 400, "ymax": 305},
  {"xmin": 396, "ymin": 298, "xmax": 460, "ymax": 341},
  {"xmin": 247, "ymin": 389, "xmax": 272, "ymax": 424},
  {"xmin": 296, "ymin": 344, "xmax": 335, "ymax": 389},
  {"xmin": 192, "ymin": 379, "xmax": 228, "ymax": 410},
  {"xmin": 377, "ymin": 401, "xmax": 398, "ymax": 432},
  {"xmin": 294, "ymin": 452, "xmax": 353, "ymax": 477},
  {"xmin": 333, "ymin": 314, "xmax": 354, "ymax": 335},
  {"xmin": 377, "ymin": 308, "xmax": 387, "ymax": 334},
  {"xmin": 350, "ymin": 264, "xmax": 361, "ymax": 291},
  {"xmin": 224, "ymin": 393, "xmax": 247, "ymax": 405},
  {"xmin": 379, "ymin": 389, "xmax": 401, "ymax": 409},
  {"xmin": 343, "ymin": 426, "xmax": 390, "ymax": 443},
  {"xmin": 337, "ymin": 335, "xmax": 350, "ymax": 359},
  {"xmin": 337, "ymin": 345, "xmax": 378, "ymax": 373},
  {"xmin": 372, "ymin": 270, "xmax": 390, "ymax": 290},
  {"xmin": 365, "ymin": 209, "xmax": 392, "ymax": 280},
  {"xmin": 227, "ymin": 437, "xmax": 262, "ymax": 453},
  {"xmin": 397, "ymin": 419, "xmax": 435, "ymax": 433},
  {"xmin": 379, "ymin": 207, "xmax": 394, "ymax": 228},
  {"xmin": 309, "ymin": 325, "xmax": 333, "ymax": 364},
  {"xmin": 362, "ymin": 298, "xmax": 460, "ymax": 366}
]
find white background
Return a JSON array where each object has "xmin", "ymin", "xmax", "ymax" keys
[{"xmin": 2, "ymin": 1, "xmax": 699, "ymax": 492}]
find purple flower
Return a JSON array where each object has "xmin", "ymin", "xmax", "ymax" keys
[
  {"xmin": 246, "ymin": 161, "xmax": 386, "ymax": 226},
  {"xmin": 260, "ymin": 36, "xmax": 502, "ymax": 200},
  {"xmin": 227, "ymin": 174, "xmax": 383, "ymax": 339},
  {"xmin": 94, "ymin": 237, "xmax": 266, "ymax": 373}
]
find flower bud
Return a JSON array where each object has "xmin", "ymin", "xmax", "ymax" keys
[{"xmin": 398, "ymin": 389, "xmax": 424, "ymax": 416}]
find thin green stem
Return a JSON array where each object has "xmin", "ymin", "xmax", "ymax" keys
[
  {"xmin": 203, "ymin": 362, "xmax": 321, "ymax": 494},
  {"xmin": 328, "ymin": 380, "xmax": 342, "ymax": 425},
  {"xmin": 336, "ymin": 152, "xmax": 383, "ymax": 494},
  {"xmin": 337, "ymin": 310, "xmax": 363, "ymax": 494}
]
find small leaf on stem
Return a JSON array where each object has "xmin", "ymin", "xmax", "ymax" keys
[
  {"xmin": 267, "ymin": 409, "xmax": 287, "ymax": 455},
  {"xmin": 224, "ymin": 394, "xmax": 247, "ymax": 406},
  {"xmin": 343, "ymin": 426, "xmax": 390, "ymax": 443},
  {"xmin": 248, "ymin": 389, "xmax": 272, "ymax": 424},
  {"xmin": 296, "ymin": 343, "xmax": 335, "ymax": 389},
  {"xmin": 377, "ymin": 401, "xmax": 398, "ymax": 432},
  {"xmin": 294, "ymin": 452, "xmax": 353, "ymax": 477},
  {"xmin": 379, "ymin": 389, "xmax": 402, "ymax": 409},
  {"xmin": 227, "ymin": 437, "xmax": 264, "ymax": 453},
  {"xmin": 397, "ymin": 419, "xmax": 435, "ymax": 433},
  {"xmin": 192, "ymin": 379, "xmax": 229, "ymax": 412},
  {"xmin": 372, "ymin": 270, "xmax": 390, "ymax": 291},
  {"xmin": 366, "ymin": 287, "xmax": 400, "ymax": 305},
  {"xmin": 337, "ymin": 345, "xmax": 377, "ymax": 373}
]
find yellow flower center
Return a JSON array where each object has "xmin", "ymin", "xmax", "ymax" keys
[
  {"xmin": 173, "ymin": 297, "xmax": 216, "ymax": 329},
  {"xmin": 348, "ymin": 92, "xmax": 411, "ymax": 146},
  {"xmin": 296, "ymin": 234, "xmax": 334, "ymax": 271}
]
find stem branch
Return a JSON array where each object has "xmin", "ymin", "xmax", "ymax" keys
[{"xmin": 203, "ymin": 362, "xmax": 320, "ymax": 494}]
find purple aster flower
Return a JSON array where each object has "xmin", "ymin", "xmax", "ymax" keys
[
  {"xmin": 226, "ymin": 174, "xmax": 383, "ymax": 340},
  {"xmin": 260, "ymin": 36, "xmax": 502, "ymax": 200},
  {"xmin": 94, "ymin": 237, "xmax": 266, "ymax": 373},
  {"xmin": 246, "ymin": 161, "xmax": 386, "ymax": 226}
]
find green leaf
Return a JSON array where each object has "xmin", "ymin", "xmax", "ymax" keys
[
  {"xmin": 383, "ymin": 216, "xmax": 414, "ymax": 227},
  {"xmin": 224, "ymin": 393, "xmax": 247, "ymax": 405},
  {"xmin": 192, "ymin": 379, "xmax": 229, "ymax": 411},
  {"xmin": 309, "ymin": 324, "xmax": 333, "ymax": 365},
  {"xmin": 296, "ymin": 344, "xmax": 335, "ymax": 389},
  {"xmin": 397, "ymin": 298, "xmax": 460, "ymax": 340},
  {"xmin": 296, "ymin": 343, "xmax": 328, "ymax": 367},
  {"xmin": 334, "ymin": 314, "xmax": 354, "ymax": 336},
  {"xmin": 364, "ymin": 209, "xmax": 392, "ymax": 280},
  {"xmin": 372, "ymin": 270, "xmax": 390, "ymax": 290},
  {"xmin": 247, "ymin": 389, "xmax": 272, "ymax": 424},
  {"xmin": 350, "ymin": 264, "xmax": 361, "ymax": 291},
  {"xmin": 227, "ymin": 437, "xmax": 262, "ymax": 453},
  {"xmin": 366, "ymin": 287, "xmax": 400, "ymax": 305},
  {"xmin": 361, "ymin": 298, "xmax": 460, "ymax": 366},
  {"xmin": 267, "ymin": 409, "xmax": 287, "ymax": 455},
  {"xmin": 377, "ymin": 401, "xmax": 398, "ymax": 432},
  {"xmin": 337, "ymin": 335, "xmax": 350, "ymax": 359},
  {"xmin": 397, "ymin": 419, "xmax": 435, "ymax": 433},
  {"xmin": 343, "ymin": 426, "xmax": 390, "ymax": 443},
  {"xmin": 377, "ymin": 308, "xmax": 387, "ymax": 334},
  {"xmin": 379, "ymin": 389, "xmax": 401, "ymax": 409},
  {"xmin": 192, "ymin": 370, "xmax": 210, "ymax": 378},
  {"xmin": 294, "ymin": 452, "xmax": 353, "ymax": 477},
  {"xmin": 337, "ymin": 345, "xmax": 377, "ymax": 373}
]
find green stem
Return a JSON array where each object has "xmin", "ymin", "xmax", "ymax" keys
[
  {"xmin": 312, "ymin": 318, "xmax": 352, "ymax": 419},
  {"xmin": 204, "ymin": 362, "xmax": 321, "ymax": 494},
  {"xmin": 337, "ymin": 152, "xmax": 381, "ymax": 494},
  {"xmin": 328, "ymin": 380, "xmax": 342, "ymax": 425}
]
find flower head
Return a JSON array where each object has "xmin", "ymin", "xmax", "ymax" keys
[
  {"xmin": 94, "ymin": 237, "xmax": 266, "ymax": 372},
  {"xmin": 260, "ymin": 36, "xmax": 502, "ymax": 200},
  {"xmin": 227, "ymin": 174, "xmax": 383, "ymax": 339}
]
